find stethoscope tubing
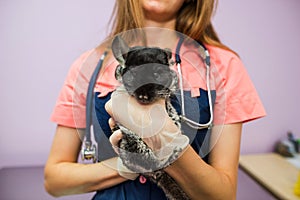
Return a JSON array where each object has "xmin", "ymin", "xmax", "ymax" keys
[{"xmin": 175, "ymin": 36, "xmax": 214, "ymax": 129}]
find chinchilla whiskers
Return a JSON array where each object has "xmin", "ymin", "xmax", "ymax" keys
[{"xmin": 156, "ymin": 91, "xmax": 169, "ymax": 95}]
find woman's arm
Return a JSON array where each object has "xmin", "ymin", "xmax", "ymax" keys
[
  {"xmin": 164, "ymin": 123, "xmax": 242, "ymax": 200},
  {"xmin": 44, "ymin": 125, "xmax": 127, "ymax": 197}
]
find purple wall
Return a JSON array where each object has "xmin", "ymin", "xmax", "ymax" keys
[
  {"xmin": 1, "ymin": 0, "xmax": 299, "ymax": 167},
  {"xmin": 213, "ymin": 0, "xmax": 300, "ymax": 154},
  {"xmin": 0, "ymin": 0, "xmax": 114, "ymax": 168}
]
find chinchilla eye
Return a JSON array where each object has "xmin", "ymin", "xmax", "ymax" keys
[
  {"xmin": 153, "ymin": 72, "xmax": 161, "ymax": 80},
  {"xmin": 123, "ymin": 71, "xmax": 135, "ymax": 84}
]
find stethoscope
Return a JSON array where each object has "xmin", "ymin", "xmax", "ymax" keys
[
  {"xmin": 175, "ymin": 37, "xmax": 214, "ymax": 130},
  {"xmin": 81, "ymin": 36, "xmax": 214, "ymax": 162}
]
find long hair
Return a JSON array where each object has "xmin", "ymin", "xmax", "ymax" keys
[
  {"xmin": 109, "ymin": 0, "xmax": 143, "ymax": 35},
  {"xmin": 106, "ymin": 0, "xmax": 234, "ymax": 53}
]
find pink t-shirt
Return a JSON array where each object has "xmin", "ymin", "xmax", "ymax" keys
[{"xmin": 51, "ymin": 44, "xmax": 266, "ymax": 128}]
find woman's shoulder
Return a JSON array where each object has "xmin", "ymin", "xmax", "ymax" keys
[
  {"xmin": 67, "ymin": 46, "xmax": 109, "ymax": 76},
  {"xmin": 205, "ymin": 44, "xmax": 240, "ymax": 64},
  {"xmin": 204, "ymin": 44, "xmax": 250, "ymax": 87},
  {"xmin": 74, "ymin": 47, "xmax": 106, "ymax": 66}
]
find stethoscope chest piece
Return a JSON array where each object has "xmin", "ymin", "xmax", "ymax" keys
[{"xmin": 81, "ymin": 141, "xmax": 98, "ymax": 163}]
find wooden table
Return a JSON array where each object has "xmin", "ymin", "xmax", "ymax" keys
[{"xmin": 239, "ymin": 153, "xmax": 300, "ymax": 200}]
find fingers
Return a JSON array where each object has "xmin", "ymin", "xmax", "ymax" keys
[
  {"xmin": 109, "ymin": 129, "xmax": 123, "ymax": 147},
  {"xmin": 108, "ymin": 117, "xmax": 122, "ymax": 148},
  {"xmin": 104, "ymin": 99, "xmax": 113, "ymax": 116},
  {"xmin": 108, "ymin": 118, "xmax": 116, "ymax": 130}
]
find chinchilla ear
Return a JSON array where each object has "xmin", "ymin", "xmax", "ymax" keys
[
  {"xmin": 164, "ymin": 48, "xmax": 172, "ymax": 60},
  {"xmin": 115, "ymin": 64, "xmax": 124, "ymax": 81},
  {"xmin": 111, "ymin": 35, "xmax": 130, "ymax": 66},
  {"xmin": 164, "ymin": 48, "xmax": 174, "ymax": 65}
]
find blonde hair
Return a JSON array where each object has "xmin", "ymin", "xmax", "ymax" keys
[{"xmin": 106, "ymin": 0, "xmax": 234, "ymax": 53}]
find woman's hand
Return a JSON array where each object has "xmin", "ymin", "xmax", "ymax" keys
[
  {"xmin": 106, "ymin": 90, "xmax": 174, "ymax": 139},
  {"xmin": 105, "ymin": 90, "xmax": 189, "ymax": 172}
]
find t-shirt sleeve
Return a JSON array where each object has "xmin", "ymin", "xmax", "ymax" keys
[
  {"xmin": 50, "ymin": 50, "xmax": 93, "ymax": 128},
  {"xmin": 213, "ymin": 52, "xmax": 266, "ymax": 125}
]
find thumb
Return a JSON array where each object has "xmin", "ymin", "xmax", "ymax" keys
[
  {"xmin": 109, "ymin": 129, "xmax": 123, "ymax": 147},
  {"xmin": 105, "ymin": 98, "xmax": 113, "ymax": 116}
]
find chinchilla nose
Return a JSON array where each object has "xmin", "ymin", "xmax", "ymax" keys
[{"xmin": 137, "ymin": 94, "xmax": 149, "ymax": 103}]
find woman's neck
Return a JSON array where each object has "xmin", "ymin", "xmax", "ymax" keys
[
  {"xmin": 143, "ymin": 19, "xmax": 178, "ymax": 49},
  {"xmin": 144, "ymin": 18, "xmax": 176, "ymax": 29}
]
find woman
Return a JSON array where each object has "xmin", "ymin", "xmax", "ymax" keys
[{"xmin": 44, "ymin": 0, "xmax": 266, "ymax": 199}]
